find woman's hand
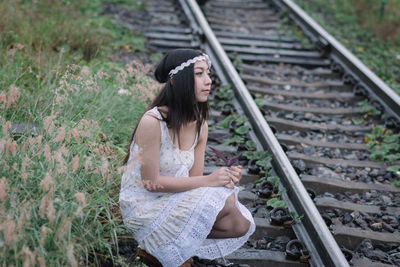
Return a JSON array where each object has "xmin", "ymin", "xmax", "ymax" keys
[
  {"xmin": 143, "ymin": 179, "xmax": 164, "ymax": 192},
  {"xmin": 228, "ymin": 165, "xmax": 242, "ymax": 185},
  {"xmin": 207, "ymin": 165, "xmax": 242, "ymax": 188},
  {"xmin": 224, "ymin": 165, "xmax": 242, "ymax": 189},
  {"xmin": 207, "ymin": 167, "xmax": 233, "ymax": 187}
]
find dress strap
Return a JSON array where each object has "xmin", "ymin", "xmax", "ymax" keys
[{"xmin": 144, "ymin": 107, "xmax": 163, "ymax": 120}]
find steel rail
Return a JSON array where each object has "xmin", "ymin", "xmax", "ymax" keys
[
  {"xmin": 181, "ymin": 0, "xmax": 349, "ymax": 266},
  {"xmin": 272, "ymin": 0, "xmax": 400, "ymax": 124}
]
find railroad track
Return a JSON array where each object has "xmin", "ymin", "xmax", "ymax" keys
[{"xmin": 105, "ymin": 0, "xmax": 400, "ymax": 266}]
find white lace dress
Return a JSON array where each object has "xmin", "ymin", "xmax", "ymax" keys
[{"xmin": 119, "ymin": 107, "xmax": 255, "ymax": 267}]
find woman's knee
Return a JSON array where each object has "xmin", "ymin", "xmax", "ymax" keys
[
  {"xmin": 234, "ymin": 216, "xmax": 250, "ymax": 237},
  {"xmin": 224, "ymin": 211, "xmax": 250, "ymax": 238}
]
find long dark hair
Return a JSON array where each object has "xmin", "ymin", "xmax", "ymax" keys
[{"xmin": 123, "ymin": 49, "xmax": 210, "ymax": 164}]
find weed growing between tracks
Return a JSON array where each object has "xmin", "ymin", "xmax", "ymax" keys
[
  {"xmin": 354, "ymin": 100, "xmax": 400, "ymax": 186},
  {"xmin": 278, "ymin": 13, "xmax": 314, "ymax": 49},
  {"xmin": 293, "ymin": 0, "xmax": 400, "ymax": 95},
  {"xmin": 364, "ymin": 126, "xmax": 400, "ymax": 186},
  {"xmin": 0, "ymin": 0, "xmax": 158, "ymax": 265}
]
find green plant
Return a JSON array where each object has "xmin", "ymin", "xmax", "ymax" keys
[
  {"xmin": 243, "ymin": 150, "xmax": 273, "ymax": 177},
  {"xmin": 243, "ymin": 150, "xmax": 267, "ymax": 161},
  {"xmin": 289, "ymin": 211, "xmax": 304, "ymax": 224},
  {"xmin": 230, "ymin": 52, "xmax": 244, "ymax": 73},
  {"xmin": 216, "ymin": 85, "xmax": 235, "ymax": 101},
  {"xmin": 267, "ymin": 176, "xmax": 281, "ymax": 187},
  {"xmin": 242, "ymin": 150, "xmax": 272, "ymax": 167},
  {"xmin": 352, "ymin": 118, "xmax": 363, "ymax": 125},
  {"xmin": 364, "ymin": 126, "xmax": 400, "ymax": 186},
  {"xmin": 222, "ymin": 135, "xmax": 245, "ymax": 146},
  {"xmin": 244, "ymin": 140, "xmax": 257, "ymax": 150},
  {"xmin": 254, "ymin": 98, "xmax": 265, "ymax": 109},
  {"xmin": 217, "ymin": 100, "xmax": 232, "ymax": 109},
  {"xmin": 365, "ymin": 126, "xmax": 400, "ymax": 162},
  {"xmin": 216, "ymin": 114, "xmax": 247, "ymax": 129},
  {"xmin": 267, "ymin": 198, "xmax": 287, "ymax": 208},
  {"xmin": 359, "ymin": 99, "xmax": 382, "ymax": 118},
  {"xmin": 267, "ymin": 188, "xmax": 287, "ymax": 208},
  {"xmin": 387, "ymin": 165, "xmax": 400, "ymax": 186},
  {"xmin": 254, "ymin": 174, "xmax": 287, "ymax": 209},
  {"xmin": 150, "ymin": 52, "xmax": 163, "ymax": 63},
  {"xmin": 255, "ymin": 155, "xmax": 272, "ymax": 169},
  {"xmin": 254, "ymin": 176, "xmax": 267, "ymax": 185},
  {"xmin": 233, "ymin": 125, "xmax": 251, "ymax": 136},
  {"xmin": 267, "ymin": 188, "xmax": 288, "ymax": 209},
  {"xmin": 278, "ymin": 10, "xmax": 314, "ymax": 48}
]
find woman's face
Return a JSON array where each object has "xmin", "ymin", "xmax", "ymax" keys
[{"xmin": 194, "ymin": 60, "xmax": 212, "ymax": 102}]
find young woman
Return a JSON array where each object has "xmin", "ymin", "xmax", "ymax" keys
[{"xmin": 119, "ymin": 49, "xmax": 255, "ymax": 267}]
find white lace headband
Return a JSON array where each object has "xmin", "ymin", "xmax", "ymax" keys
[{"xmin": 168, "ymin": 54, "xmax": 211, "ymax": 78}]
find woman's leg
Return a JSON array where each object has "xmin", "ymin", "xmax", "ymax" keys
[{"xmin": 207, "ymin": 193, "xmax": 251, "ymax": 238}]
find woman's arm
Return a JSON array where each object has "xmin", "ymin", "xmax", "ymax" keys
[
  {"xmin": 189, "ymin": 121, "xmax": 208, "ymax": 177},
  {"xmin": 135, "ymin": 116, "xmax": 231, "ymax": 193}
]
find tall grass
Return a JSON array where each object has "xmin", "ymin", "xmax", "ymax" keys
[
  {"xmin": 1, "ymin": 61, "xmax": 158, "ymax": 265},
  {"xmin": 1, "ymin": 0, "xmax": 159, "ymax": 265}
]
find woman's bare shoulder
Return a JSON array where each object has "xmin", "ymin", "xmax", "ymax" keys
[
  {"xmin": 137, "ymin": 113, "xmax": 160, "ymax": 130},
  {"xmin": 135, "ymin": 114, "xmax": 161, "ymax": 146},
  {"xmin": 198, "ymin": 121, "xmax": 208, "ymax": 143}
]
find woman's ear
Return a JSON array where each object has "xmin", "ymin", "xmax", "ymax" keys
[{"xmin": 170, "ymin": 77, "xmax": 174, "ymax": 85}]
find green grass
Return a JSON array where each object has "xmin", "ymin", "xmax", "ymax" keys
[
  {"xmin": 0, "ymin": 0, "xmax": 158, "ymax": 265},
  {"xmin": 292, "ymin": 0, "xmax": 400, "ymax": 95}
]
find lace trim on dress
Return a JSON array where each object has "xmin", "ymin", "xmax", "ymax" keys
[
  {"xmin": 194, "ymin": 189, "xmax": 255, "ymax": 258},
  {"xmin": 142, "ymin": 187, "xmax": 255, "ymax": 267}
]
